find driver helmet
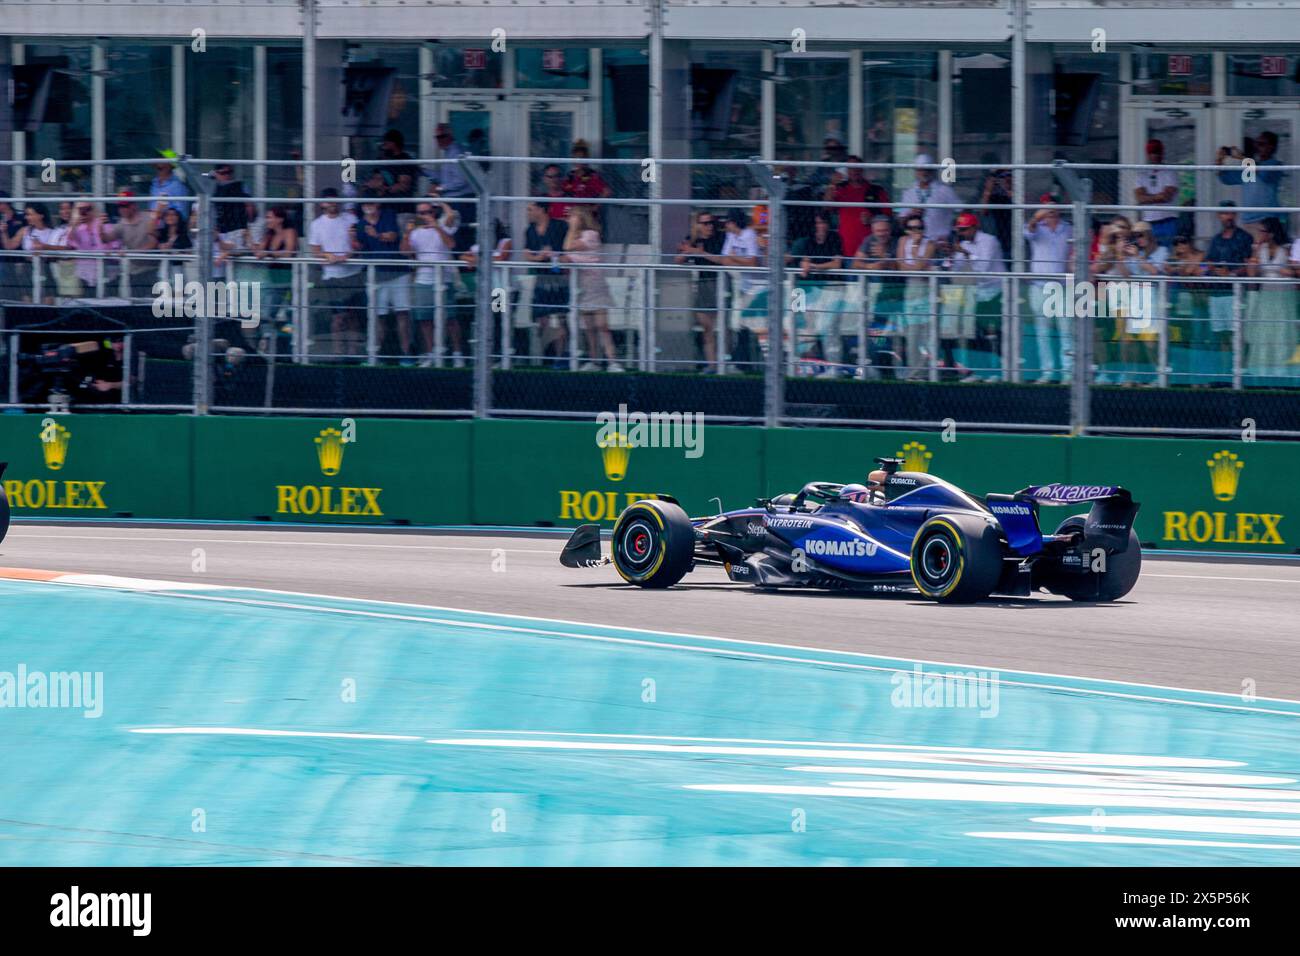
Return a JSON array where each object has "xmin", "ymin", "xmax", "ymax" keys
[
  {"xmin": 866, "ymin": 469, "xmax": 889, "ymax": 490},
  {"xmin": 840, "ymin": 483, "xmax": 872, "ymax": 503}
]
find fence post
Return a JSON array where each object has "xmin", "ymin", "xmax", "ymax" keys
[
  {"xmin": 751, "ymin": 160, "xmax": 786, "ymax": 428},
  {"xmin": 179, "ymin": 156, "xmax": 214, "ymax": 414},
  {"xmin": 1053, "ymin": 161, "xmax": 1092, "ymax": 435},
  {"xmin": 458, "ymin": 157, "xmax": 495, "ymax": 416}
]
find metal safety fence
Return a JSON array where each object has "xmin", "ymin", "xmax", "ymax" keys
[{"xmin": 2, "ymin": 155, "xmax": 1299, "ymax": 436}]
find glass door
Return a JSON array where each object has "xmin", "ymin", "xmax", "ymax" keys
[{"xmin": 1132, "ymin": 108, "xmax": 1215, "ymax": 240}]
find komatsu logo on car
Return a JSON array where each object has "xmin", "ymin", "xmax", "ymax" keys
[
  {"xmin": 803, "ymin": 537, "xmax": 878, "ymax": 557},
  {"xmin": 768, "ymin": 517, "xmax": 814, "ymax": 529},
  {"xmin": 991, "ymin": 503, "xmax": 1033, "ymax": 516}
]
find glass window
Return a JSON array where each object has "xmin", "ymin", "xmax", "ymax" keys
[
  {"xmin": 105, "ymin": 44, "xmax": 173, "ymax": 194},
  {"xmin": 267, "ymin": 47, "xmax": 304, "ymax": 200},
  {"xmin": 862, "ymin": 52, "xmax": 939, "ymax": 195},
  {"xmin": 775, "ymin": 56, "xmax": 850, "ymax": 163},
  {"xmin": 22, "ymin": 44, "xmax": 94, "ymax": 194},
  {"xmin": 953, "ymin": 51, "xmax": 1013, "ymax": 252},
  {"xmin": 602, "ymin": 48, "xmax": 649, "ymax": 157},
  {"xmin": 688, "ymin": 49, "xmax": 761, "ymax": 199},
  {"xmin": 1025, "ymin": 48, "xmax": 1120, "ymax": 205},
  {"xmin": 186, "ymin": 45, "xmax": 255, "ymax": 159},
  {"xmin": 1227, "ymin": 53, "xmax": 1300, "ymax": 97},
  {"xmin": 1131, "ymin": 52, "xmax": 1212, "ymax": 97},
  {"xmin": 429, "ymin": 45, "xmax": 504, "ymax": 90},
  {"xmin": 516, "ymin": 48, "xmax": 590, "ymax": 91},
  {"xmin": 952, "ymin": 52, "xmax": 1012, "ymax": 167},
  {"xmin": 345, "ymin": 45, "xmax": 421, "ymax": 161}
]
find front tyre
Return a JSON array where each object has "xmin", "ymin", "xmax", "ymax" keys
[
  {"xmin": 0, "ymin": 482, "xmax": 9, "ymax": 546},
  {"xmin": 611, "ymin": 499, "xmax": 695, "ymax": 589},
  {"xmin": 910, "ymin": 514, "xmax": 1003, "ymax": 603},
  {"xmin": 1042, "ymin": 515, "xmax": 1142, "ymax": 602}
]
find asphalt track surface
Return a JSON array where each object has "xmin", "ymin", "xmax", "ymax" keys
[{"xmin": 5, "ymin": 521, "xmax": 1299, "ymax": 700}]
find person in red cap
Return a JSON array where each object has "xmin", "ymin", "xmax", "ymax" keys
[
  {"xmin": 1134, "ymin": 138, "xmax": 1179, "ymax": 248},
  {"xmin": 942, "ymin": 211, "xmax": 1005, "ymax": 381},
  {"xmin": 107, "ymin": 189, "xmax": 157, "ymax": 300}
]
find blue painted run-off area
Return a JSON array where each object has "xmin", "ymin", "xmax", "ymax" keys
[{"xmin": 2, "ymin": 579, "xmax": 1298, "ymax": 865}]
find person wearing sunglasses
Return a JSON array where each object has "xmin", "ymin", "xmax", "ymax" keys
[{"xmin": 676, "ymin": 211, "xmax": 727, "ymax": 369}]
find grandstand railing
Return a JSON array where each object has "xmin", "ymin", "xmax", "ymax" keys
[{"xmin": 2, "ymin": 155, "xmax": 1298, "ymax": 436}]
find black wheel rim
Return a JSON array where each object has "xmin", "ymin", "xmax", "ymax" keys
[
  {"xmin": 919, "ymin": 533, "xmax": 956, "ymax": 589},
  {"xmin": 618, "ymin": 517, "xmax": 659, "ymax": 573}
]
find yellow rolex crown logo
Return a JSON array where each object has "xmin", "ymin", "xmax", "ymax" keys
[
  {"xmin": 898, "ymin": 441, "xmax": 933, "ymax": 473},
  {"xmin": 597, "ymin": 430, "xmax": 630, "ymax": 482},
  {"xmin": 315, "ymin": 427, "xmax": 347, "ymax": 477},
  {"xmin": 40, "ymin": 421, "xmax": 71, "ymax": 471},
  {"xmin": 1206, "ymin": 450, "xmax": 1243, "ymax": 502}
]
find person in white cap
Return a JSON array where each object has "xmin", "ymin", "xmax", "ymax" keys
[{"xmin": 900, "ymin": 153, "xmax": 961, "ymax": 241}]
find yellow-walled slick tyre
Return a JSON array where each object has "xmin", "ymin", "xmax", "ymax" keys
[
  {"xmin": 910, "ymin": 513, "xmax": 1003, "ymax": 604},
  {"xmin": 611, "ymin": 499, "xmax": 694, "ymax": 589}
]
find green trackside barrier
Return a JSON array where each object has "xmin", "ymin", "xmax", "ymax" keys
[
  {"xmin": 0, "ymin": 413, "xmax": 192, "ymax": 518},
  {"xmin": 1067, "ymin": 436, "xmax": 1298, "ymax": 554},
  {"xmin": 2, "ymin": 414, "xmax": 1295, "ymax": 554},
  {"xmin": 192, "ymin": 417, "xmax": 472, "ymax": 524},
  {"xmin": 469, "ymin": 418, "xmax": 765, "ymax": 526}
]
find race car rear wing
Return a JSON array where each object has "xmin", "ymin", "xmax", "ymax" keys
[{"xmin": 1006, "ymin": 484, "xmax": 1140, "ymax": 553}]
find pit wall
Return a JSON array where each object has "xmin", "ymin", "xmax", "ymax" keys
[{"xmin": 1, "ymin": 415, "xmax": 1292, "ymax": 553}]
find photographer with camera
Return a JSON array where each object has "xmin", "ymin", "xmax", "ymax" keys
[{"xmin": 1218, "ymin": 131, "xmax": 1284, "ymax": 241}]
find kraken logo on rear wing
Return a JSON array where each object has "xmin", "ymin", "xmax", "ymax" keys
[{"xmin": 1018, "ymin": 484, "xmax": 1131, "ymax": 506}]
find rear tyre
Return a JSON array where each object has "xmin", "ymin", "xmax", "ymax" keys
[
  {"xmin": 611, "ymin": 499, "xmax": 695, "ymax": 589},
  {"xmin": 0, "ymin": 483, "xmax": 9, "ymax": 545},
  {"xmin": 1041, "ymin": 515, "xmax": 1142, "ymax": 602},
  {"xmin": 910, "ymin": 514, "xmax": 1003, "ymax": 603}
]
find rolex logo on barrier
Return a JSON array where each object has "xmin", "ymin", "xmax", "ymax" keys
[
  {"xmin": 315, "ymin": 427, "xmax": 346, "ymax": 477},
  {"xmin": 1163, "ymin": 449, "xmax": 1284, "ymax": 547},
  {"xmin": 41, "ymin": 419, "xmax": 71, "ymax": 471},
  {"xmin": 0, "ymin": 419, "xmax": 108, "ymax": 511},
  {"xmin": 276, "ymin": 425, "xmax": 383, "ymax": 518},
  {"xmin": 598, "ymin": 430, "xmax": 630, "ymax": 482},
  {"xmin": 898, "ymin": 441, "xmax": 933, "ymax": 473},
  {"xmin": 558, "ymin": 428, "xmax": 660, "ymax": 523},
  {"xmin": 1206, "ymin": 450, "xmax": 1243, "ymax": 502}
]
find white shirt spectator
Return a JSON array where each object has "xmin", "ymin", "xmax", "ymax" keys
[
  {"xmin": 408, "ymin": 224, "xmax": 458, "ymax": 285},
  {"xmin": 22, "ymin": 227, "xmax": 62, "ymax": 251},
  {"xmin": 1290, "ymin": 237, "xmax": 1300, "ymax": 267},
  {"xmin": 1023, "ymin": 219, "xmax": 1073, "ymax": 277},
  {"xmin": 1134, "ymin": 168, "xmax": 1179, "ymax": 223},
  {"xmin": 308, "ymin": 212, "xmax": 360, "ymax": 280},
  {"xmin": 722, "ymin": 226, "xmax": 762, "ymax": 294},
  {"xmin": 900, "ymin": 181, "xmax": 961, "ymax": 240},
  {"xmin": 950, "ymin": 229, "xmax": 1005, "ymax": 302}
]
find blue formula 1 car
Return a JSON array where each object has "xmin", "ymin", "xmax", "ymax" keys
[{"xmin": 560, "ymin": 457, "xmax": 1142, "ymax": 603}]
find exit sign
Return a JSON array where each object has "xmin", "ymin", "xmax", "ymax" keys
[
  {"xmin": 1261, "ymin": 56, "xmax": 1288, "ymax": 77},
  {"xmin": 463, "ymin": 49, "xmax": 486, "ymax": 71},
  {"xmin": 1167, "ymin": 55, "xmax": 1193, "ymax": 76}
]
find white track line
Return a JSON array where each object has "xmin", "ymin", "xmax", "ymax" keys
[
  {"xmin": 6, "ymin": 570, "xmax": 1300, "ymax": 711},
  {"xmin": 6, "ymin": 533, "xmax": 558, "ymax": 553}
]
